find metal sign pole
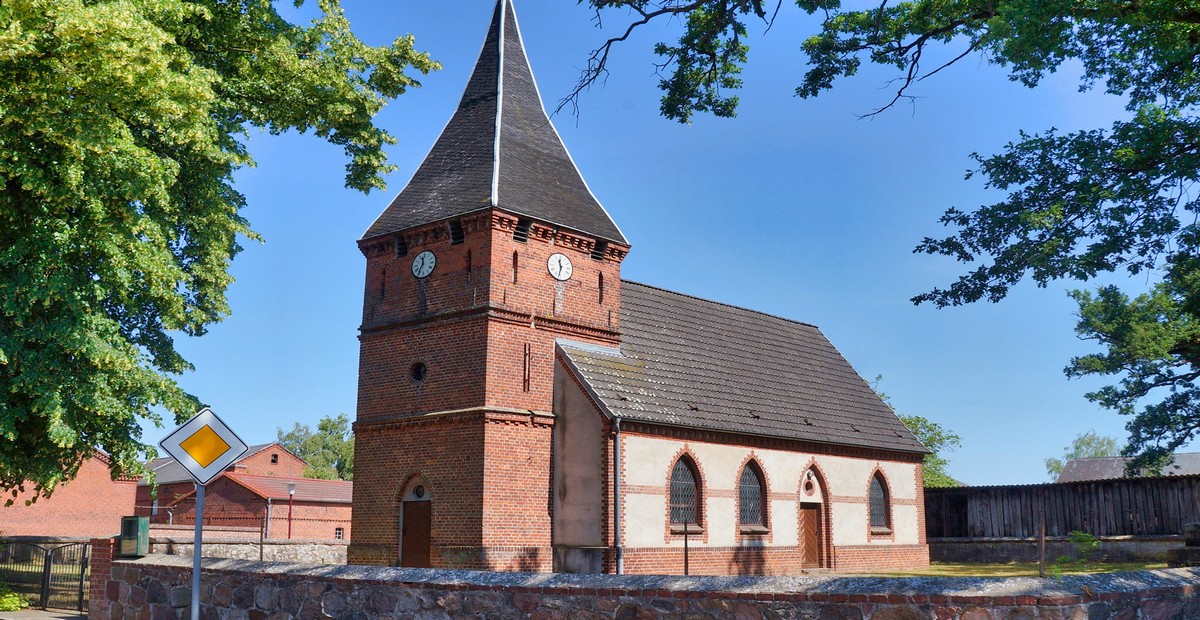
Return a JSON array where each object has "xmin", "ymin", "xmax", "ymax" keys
[{"xmin": 192, "ymin": 484, "xmax": 205, "ymax": 620}]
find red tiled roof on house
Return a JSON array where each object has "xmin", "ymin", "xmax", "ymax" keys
[{"xmin": 224, "ymin": 473, "xmax": 352, "ymax": 503}]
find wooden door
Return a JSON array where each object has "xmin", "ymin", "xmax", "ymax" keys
[
  {"xmin": 401, "ymin": 501, "xmax": 432, "ymax": 568},
  {"xmin": 799, "ymin": 503, "xmax": 822, "ymax": 568}
]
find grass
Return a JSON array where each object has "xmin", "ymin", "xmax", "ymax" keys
[{"xmin": 873, "ymin": 561, "xmax": 1168, "ymax": 578}]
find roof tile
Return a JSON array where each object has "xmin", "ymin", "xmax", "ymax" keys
[{"xmin": 560, "ymin": 282, "xmax": 928, "ymax": 454}]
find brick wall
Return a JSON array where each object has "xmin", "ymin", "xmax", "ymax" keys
[
  {"xmin": 349, "ymin": 412, "xmax": 486, "ymax": 567},
  {"xmin": 154, "ymin": 477, "xmax": 351, "ymax": 541},
  {"xmin": 95, "ymin": 556, "xmax": 1200, "ymax": 620},
  {"xmin": 135, "ymin": 444, "xmax": 307, "ymax": 518},
  {"xmin": 88, "ymin": 537, "xmax": 115, "ymax": 619},
  {"xmin": 351, "ymin": 208, "xmax": 627, "ymax": 569},
  {"xmin": 0, "ymin": 455, "xmax": 137, "ymax": 538},
  {"xmin": 236, "ymin": 446, "xmax": 307, "ymax": 479}
]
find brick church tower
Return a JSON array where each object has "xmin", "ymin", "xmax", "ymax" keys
[{"xmin": 348, "ymin": 0, "xmax": 629, "ymax": 569}]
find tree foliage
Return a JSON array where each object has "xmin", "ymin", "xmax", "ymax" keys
[
  {"xmin": 0, "ymin": 0, "xmax": 436, "ymax": 498},
  {"xmin": 872, "ymin": 376, "xmax": 962, "ymax": 487},
  {"xmin": 277, "ymin": 414, "xmax": 354, "ymax": 481},
  {"xmin": 580, "ymin": 0, "xmax": 1200, "ymax": 463},
  {"xmin": 1044, "ymin": 429, "xmax": 1120, "ymax": 479}
]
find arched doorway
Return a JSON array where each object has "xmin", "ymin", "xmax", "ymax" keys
[
  {"xmin": 798, "ymin": 466, "xmax": 829, "ymax": 569},
  {"xmin": 399, "ymin": 477, "xmax": 432, "ymax": 568}
]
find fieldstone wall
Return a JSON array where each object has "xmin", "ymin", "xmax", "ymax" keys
[
  {"xmin": 95, "ymin": 555, "xmax": 1200, "ymax": 620},
  {"xmin": 148, "ymin": 538, "xmax": 347, "ymax": 564}
]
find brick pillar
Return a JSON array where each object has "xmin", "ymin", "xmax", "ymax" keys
[{"xmin": 88, "ymin": 537, "xmax": 115, "ymax": 620}]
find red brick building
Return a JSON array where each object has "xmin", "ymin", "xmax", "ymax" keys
[
  {"xmin": 349, "ymin": 0, "xmax": 929, "ymax": 574},
  {"xmin": 135, "ymin": 442, "xmax": 306, "ymax": 518},
  {"xmin": 161, "ymin": 473, "xmax": 352, "ymax": 541},
  {"xmin": 0, "ymin": 451, "xmax": 138, "ymax": 538},
  {"xmin": 135, "ymin": 442, "xmax": 350, "ymax": 541}
]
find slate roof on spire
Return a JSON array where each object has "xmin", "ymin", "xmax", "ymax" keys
[{"xmin": 363, "ymin": 0, "xmax": 626, "ymax": 244}]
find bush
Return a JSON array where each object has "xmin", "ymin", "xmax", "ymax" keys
[
  {"xmin": 1068, "ymin": 530, "xmax": 1100, "ymax": 564},
  {"xmin": 0, "ymin": 581, "xmax": 29, "ymax": 612}
]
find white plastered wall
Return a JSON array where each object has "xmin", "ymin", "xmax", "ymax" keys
[{"xmin": 621, "ymin": 434, "xmax": 921, "ymax": 549}]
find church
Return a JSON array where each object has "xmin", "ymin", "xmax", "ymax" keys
[{"xmin": 348, "ymin": 0, "xmax": 930, "ymax": 575}]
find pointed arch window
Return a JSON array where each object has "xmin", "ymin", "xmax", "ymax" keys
[
  {"xmin": 669, "ymin": 457, "xmax": 700, "ymax": 525},
  {"xmin": 738, "ymin": 462, "xmax": 766, "ymax": 527},
  {"xmin": 869, "ymin": 472, "xmax": 891, "ymax": 531}
]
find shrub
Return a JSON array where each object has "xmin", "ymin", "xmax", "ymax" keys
[
  {"xmin": 0, "ymin": 582, "xmax": 29, "ymax": 612},
  {"xmin": 1068, "ymin": 530, "xmax": 1100, "ymax": 564}
]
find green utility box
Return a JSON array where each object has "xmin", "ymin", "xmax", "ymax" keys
[{"xmin": 118, "ymin": 516, "xmax": 149, "ymax": 557}]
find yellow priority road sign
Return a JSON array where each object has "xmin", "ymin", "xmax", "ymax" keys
[{"xmin": 159, "ymin": 408, "xmax": 249, "ymax": 485}]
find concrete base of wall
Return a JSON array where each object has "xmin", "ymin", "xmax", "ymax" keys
[
  {"xmin": 930, "ymin": 535, "xmax": 1180, "ymax": 563},
  {"xmin": 93, "ymin": 555, "xmax": 1200, "ymax": 620},
  {"xmin": 553, "ymin": 546, "xmax": 606, "ymax": 574}
]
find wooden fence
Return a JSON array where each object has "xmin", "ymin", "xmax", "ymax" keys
[{"xmin": 925, "ymin": 475, "xmax": 1200, "ymax": 538}]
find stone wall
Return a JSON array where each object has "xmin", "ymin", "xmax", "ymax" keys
[
  {"xmin": 147, "ymin": 537, "xmax": 347, "ymax": 565},
  {"xmin": 95, "ymin": 554, "xmax": 1200, "ymax": 620},
  {"xmin": 930, "ymin": 535, "xmax": 1179, "ymax": 563}
]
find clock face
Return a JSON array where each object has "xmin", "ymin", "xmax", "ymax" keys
[
  {"xmin": 547, "ymin": 253, "xmax": 573, "ymax": 281},
  {"xmin": 411, "ymin": 250, "xmax": 436, "ymax": 278}
]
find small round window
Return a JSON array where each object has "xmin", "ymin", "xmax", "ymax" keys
[{"xmin": 411, "ymin": 362, "xmax": 427, "ymax": 382}]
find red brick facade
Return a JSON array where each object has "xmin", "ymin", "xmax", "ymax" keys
[
  {"xmin": 0, "ymin": 453, "xmax": 137, "ymax": 538},
  {"xmin": 158, "ymin": 474, "xmax": 351, "ymax": 541},
  {"xmin": 134, "ymin": 443, "xmax": 306, "ymax": 518},
  {"xmin": 350, "ymin": 210, "xmax": 627, "ymax": 569}
]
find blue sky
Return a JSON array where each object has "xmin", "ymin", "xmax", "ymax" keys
[{"xmin": 157, "ymin": 1, "xmax": 1158, "ymax": 485}]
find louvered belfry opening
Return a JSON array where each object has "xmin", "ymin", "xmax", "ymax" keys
[
  {"xmin": 670, "ymin": 458, "xmax": 699, "ymax": 524},
  {"xmin": 739, "ymin": 463, "xmax": 765, "ymax": 526}
]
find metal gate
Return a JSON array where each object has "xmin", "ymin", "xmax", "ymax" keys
[{"xmin": 0, "ymin": 541, "xmax": 90, "ymax": 612}]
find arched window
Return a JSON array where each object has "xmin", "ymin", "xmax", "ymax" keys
[
  {"xmin": 669, "ymin": 457, "xmax": 699, "ymax": 524},
  {"xmin": 869, "ymin": 472, "xmax": 890, "ymax": 531},
  {"xmin": 739, "ymin": 462, "xmax": 766, "ymax": 526}
]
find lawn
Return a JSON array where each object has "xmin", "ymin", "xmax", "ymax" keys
[{"xmin": 875, "ymin": 561, "xmax": 1168, "ymax": 578}]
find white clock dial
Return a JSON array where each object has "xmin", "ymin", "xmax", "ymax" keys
[
  {"xmin": 547, "ymin": 253, "xmax": 573, "ymax": 281},
  {"xmin": 411, "ymin": 250, "xmax": 436, "ymax": 278}
]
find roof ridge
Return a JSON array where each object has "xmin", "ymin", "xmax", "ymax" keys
[
  {"xmin": 489, "ymin": 0, "xmax": 505, "ymax": 207},
  {"xmin": 623, "ymin": 280, "xmax": 820, "ymax": 330}
]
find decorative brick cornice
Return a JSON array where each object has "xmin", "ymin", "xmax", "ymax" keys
[
  {"xmin": 359, "ymin": 210, "xmax": 492, "ymax": 256},
  {"xmin": 361, "ymin": 306, "xmax": 621, "ymax": 344},
  {"xmin": 354, "ymin": 406, "xmax": 553, "ymax": 433},
  {"xmin": 491, "ymin": 208, "xmax": 629, "ymax": 263}
]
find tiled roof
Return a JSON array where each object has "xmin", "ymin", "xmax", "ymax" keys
[
  {"xmin": 362, "ymin": 0, "xmax": 626, "ymax": 245},
  {"xmin": 558, "ymin": 281, "xmax": 928, "ymax": 455},
  {"xmin": 1056, "ymin": 452, "xmax": 1200, "ymax": 482},
  {"xmin": 225, "ymin": 473, "xmax": 353, "ymax": 504},
  {"xmin": 142, "ymin": 442, "xmax": 278, "ymax": 485}
]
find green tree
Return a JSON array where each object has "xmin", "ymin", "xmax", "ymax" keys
[
  {"xmin": 0, "ymin": 0, "xmax": 436, "ymax": 499},
  {"xmin": 578, "ymin": 1, "xmax": 1200, "ymax": 467},
  {"xmin": 1045, "ymin": 430, "xmax": 1120, "ymax": 480},
  {"xmin": 872, "ymin": 376, "xmax": 962, "ymax": 487},
  {"xmin": 277, "ymin": 414, "xmax": 354, "ymax": 481}
]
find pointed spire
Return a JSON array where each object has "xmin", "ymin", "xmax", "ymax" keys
[{"xmin": 363, "ymin": 0, "xmax": 626, "ymax": 245}]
